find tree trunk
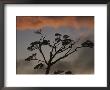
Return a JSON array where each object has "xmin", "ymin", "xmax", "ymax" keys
[{"xmin": 45, "ymin": 65, "xmax": 51, "ymax": 74}]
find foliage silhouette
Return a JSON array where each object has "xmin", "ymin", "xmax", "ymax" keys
[
  {"xmin": 25, "ymin": 29, "xmax": 94, "ymax": 74},
  {"xmin": 65, "ymin": 71, "xmax": 72, "ymax": 74},
  {"xmin": 34, "ymin": 63, "xmax": 44, "ymax": 69}
]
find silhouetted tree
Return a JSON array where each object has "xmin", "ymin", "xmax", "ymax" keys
[{"xmin": 25, "ymin": 29, "xmax": 94, "ymax": 74}]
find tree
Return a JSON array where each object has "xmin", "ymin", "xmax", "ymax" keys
[{"xmin": 25, "ymin": 29, "xmax": 94, "ymax": 74}]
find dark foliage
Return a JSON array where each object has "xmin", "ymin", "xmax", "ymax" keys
[
  {"xmin": 25, "ymin": 53, "xmax": 37, "ymax": 61},
  {"xmin": 62, "ymin": 39, "xmax": 72, "ymax": 46},
  {"xmin": 63, "ymin": 35, "xmax": 69, "ymax": 39},
  {"xmin": 65, "ymin": 71, "xmax": 72, "ymax": 74},
  {"xmin": 34, "ymin": 63, "xmax": 44, "ymax": 69},
  {"xmin": 81, "ymin": 40, "xmax": 94, "ymax": 48},
  {"xmin": 42, "ymin": 40, "xmax": 50, "ymax": 45}
]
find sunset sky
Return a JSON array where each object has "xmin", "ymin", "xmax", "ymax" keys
[
  {"xmin": 16, "ymin": 16, "xmax": 94, "ymax": 31},
  {"xmin": 16, "ymin": 16, "xmax": 94, "ymax": 74}
]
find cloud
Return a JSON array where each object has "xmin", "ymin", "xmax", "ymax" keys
[{"xmin": 16, "ymin": 16, "xmax": 94, "ymax": 31}]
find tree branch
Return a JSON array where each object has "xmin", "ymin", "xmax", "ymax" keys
[
  {"xmin": 50, "ymin": 45, "xmax": 71, "ymax": 63},
  {"xmin": 53, "ymin": 41, "xmax": 61, "ymax": 52},
  {"xmin": 66, "ymin": 46, "xmax": 82, "ymax": 55},
  {"xmin": 34, "ymin": 43, "xmax": 48, "ymax": 65},
  {"xmin": 49, "ymin": 41, "xmax": 61, "ymax": 58},
  {"xmin": 50, "ymin": 43, "xmax": 56, "ymax": 57},
  {"xmin": 51, "ymin": 46, "xmax": 82, "ymax": 65},
  {"xmin": 65, "ymin": 48, "xmax": 72, "ymax": 55},
  {"xmin": 50, "ymin": 38, "xmax": 77, "ymax": 60},
  {"xmin": 30, "ymin": 59, "xmax": 38, "ymax": 60},
  {"xmin": 39, "ymin": 47, "xmax": 48, "ymax": 65},
  {"xmin": 51, "ymin": 46, "xmax": 63, "ymax": 59}
]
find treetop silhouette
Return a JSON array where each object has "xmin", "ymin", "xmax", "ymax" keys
[{"xmin": 25, "ymin": 29, "xmax": 94, "ymax": 74}]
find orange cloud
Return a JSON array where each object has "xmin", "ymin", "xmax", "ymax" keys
[{"xmin": 16, "ymin": 16, "xmax": 94, "ymax": 31}]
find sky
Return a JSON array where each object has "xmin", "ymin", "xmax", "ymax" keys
[
  {"xmin": 16, "ymin": 16, "xmax": 94, "ymax": 74},
  {"xmin": 16, "ymin": 16, "xmax": 94, "ymax": 30}
]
